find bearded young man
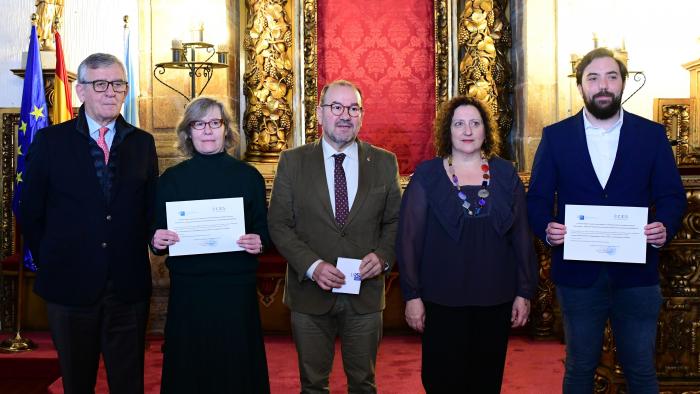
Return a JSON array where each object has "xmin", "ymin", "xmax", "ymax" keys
[{"xmin": 527, "ymin": 47, "xmax": 686, "ymax": 393}]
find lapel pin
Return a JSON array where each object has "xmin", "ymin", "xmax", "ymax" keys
[{"xmin": 367, "ymin": 157, "xmax": 371, "ymax": 162}]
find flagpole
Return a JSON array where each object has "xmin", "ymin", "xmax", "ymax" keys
[
  {"xmin": 0, "ymin": 247, "xmax": 36, "ymax": 352},
  {"xmin": 0, "ymin": 13, "xmax": 41, "ymax": 353}
]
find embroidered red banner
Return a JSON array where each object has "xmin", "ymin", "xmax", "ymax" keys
[{"xmin": 318, "ymin": 0, "xmax": 436, "ymax": 174}]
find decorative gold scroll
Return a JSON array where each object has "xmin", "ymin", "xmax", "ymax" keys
[
  {"xmin": 1, "ymin": 113, "xmax": 19, "ymax": 258},
  {"xmin": 302, "ymin": 0, "xmax": 319, "ymax": 143},
  {"xmin": 301, "ymin": 0, "xmax": 450, "ymax": 143},
  {"xmin": 243, "ymin": 0, "xmax": 294, "ymax": 162},
  {"xmin": 458, "ymin": 0, "xmax": 513, "ymax": 158},
  {"xmin": 662, "ymin": 103, "xmax": 700, "ymax": 167},
  {"xmin": 434, "ymin": 0, "xmax": 450, "ymax": 111},
  {"xmin": 653, "ymin": 98, "xmax": 700, "ymax": 170}
]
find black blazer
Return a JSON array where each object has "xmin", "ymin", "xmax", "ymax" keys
[{"xmin": 20, "ymin": 106, "xmax": 158, "ymax": 305}]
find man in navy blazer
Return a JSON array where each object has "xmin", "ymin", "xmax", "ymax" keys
[
  {"xmin": 21, "ymin": 53, "xmax": 158, "ymax": 394},
  {"xmin": 527, "ymin": 48, "xmax": 686, "ymax": 393}
]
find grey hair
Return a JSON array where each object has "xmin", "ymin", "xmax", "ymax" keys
[
  {"xmin": 77, "ymin": 53, "xmax": 126, "ymax": 83},
  {"xmin": 319, "ymin": 80, "xmax": 363, "ymax": 105},
  {"xmin": 175, "ymin": 96, "xmax": 239, "ymax": 157}
]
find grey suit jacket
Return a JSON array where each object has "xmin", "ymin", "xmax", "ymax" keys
[{"xmin": 268, "ymin": 139, "xmax": 402, "ymax": 315}]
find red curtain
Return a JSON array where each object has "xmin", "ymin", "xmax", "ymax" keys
[{"xmin": 317, "ymin": 0, "xmax": 436, "ymax": 175}]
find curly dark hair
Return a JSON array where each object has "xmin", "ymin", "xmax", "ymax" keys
[{"xmin": 434, "ymin": 96, "xmax": 501, "ymax": 159}]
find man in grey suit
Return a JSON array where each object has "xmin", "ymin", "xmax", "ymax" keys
[{"xmin": 268, "ymin": 80, "xmax": 401, "ymax": 393}]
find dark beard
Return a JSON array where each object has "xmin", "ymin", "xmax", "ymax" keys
[{"xmin": 583, "ymin": 91, "xmax": 622, "ymax": 120}]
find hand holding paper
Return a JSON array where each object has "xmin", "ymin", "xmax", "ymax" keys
[
  {"xmin": 563, "ymin": 204, "xmax": 648, "ymax": 264},
  {"xmin": 312, "ymin": 262, "xmax": 345, "ymax": 291},
  {"xmin": 166, "ymin": 197, "xmax": 245, "ymax": 256},
  {"xmin": 332, "ymin": 258, "xmax": 363, "ymax": 295}
]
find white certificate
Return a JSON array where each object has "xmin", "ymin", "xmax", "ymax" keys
[
  {"xmin": 332, "ymin": 257, "xmax": 362, "ymax": 295},
  {"xmin": 564, "ymin": 204, "xmax": 648, "ymax": 264},
  {"xmin": 166, "ymin": 197, "xmax": 245, "ymax": 256}
]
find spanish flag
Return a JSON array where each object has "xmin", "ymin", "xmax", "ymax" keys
[{"xmin": 52, "ymin": 30, "xmax": 73, "ymax": 124}]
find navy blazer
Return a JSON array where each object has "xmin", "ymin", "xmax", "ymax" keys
[
  {"xmin": 527, "ymin": 110, "xmax": 686, "ymax": 288},
  {"xmin": 20, "ymin": 106, "xmax": 158, "ymax": 305}
]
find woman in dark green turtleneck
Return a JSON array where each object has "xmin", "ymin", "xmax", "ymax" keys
[{"xmin": 151, "ymin": 97, "xmax": 270, "ymax": 394}]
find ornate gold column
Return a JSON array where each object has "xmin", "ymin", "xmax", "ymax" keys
[
  {"xmin": 457, "ymin": 0, "xmax": 513, "ymax": 159},
  {"xmin": 434, "ymin": 0, "xmax": 450, "ymax": 111},
  {"xmin": 302, "ymin": 0, "xmax": 318, "ymax": 144},
  {"xmin": 242, "ymin": 0, "xmax": 295, "ymax": 162}
]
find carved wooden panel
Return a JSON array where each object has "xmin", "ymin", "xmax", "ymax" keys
[
  {"xmin": 1, "ymin": 113, "xmax": 19, "ymax": 258},
  {"xmin": 0, "ymin": 273, "xmax": 16, "ymax": 332},
  {"xmin": 593, "ymin": 176, "xmax": 700, "ymax": 393},
  {"xmin": 654, "ymin": 98, "xmax": 700, "ymax": 169}
]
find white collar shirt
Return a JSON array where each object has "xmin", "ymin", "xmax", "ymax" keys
[
  {"xmin": 322, "ymin": 138, "xmax": 359, "ymax": 214},
  {"xmin": 583, "ymin": 109, "xmax": 624, "ymax": 189}
]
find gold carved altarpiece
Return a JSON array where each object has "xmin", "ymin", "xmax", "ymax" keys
[{"xmin": 241, "ymin": 0, "xmax": 514, "ymax": 160}]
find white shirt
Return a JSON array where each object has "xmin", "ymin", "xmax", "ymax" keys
[
  {"xmin": 85, "ymin": 115, "xmax": 116, "ymax": 150},
  {"xmin": 583, "ymin": 109, "xmax": 624, "ymax": 189},
  {"xmin": 546, "ymin": 110, "xmax": 625, "ymax": 247},
  {"xmin": 322, "ymin": 138, "xmax": 359, "ymax": 214},
  {"xmin": 306, "ymin": 138, "xmax": 360, "ymax": 279}
]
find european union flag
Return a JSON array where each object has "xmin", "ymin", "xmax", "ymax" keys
[{"xmin": 13, "ymin": 25, "xmax": 48, "ymax": 271}]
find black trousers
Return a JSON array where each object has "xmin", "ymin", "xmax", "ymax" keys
[
  {"xmin": 46, "ymin": 282, "xmax": 149, "ymax": 394},
  {"xmin": 421, "ymin": 301, "xmax": 512, "ymax": 394}
]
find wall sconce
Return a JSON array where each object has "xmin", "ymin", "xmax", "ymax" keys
[{"xmin": 154, "ymin": 24, "xmax": 228, "ymax": 101}]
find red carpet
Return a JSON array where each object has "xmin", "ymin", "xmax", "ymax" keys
[{"xmin": 1, "ymin": 332, "xmax": 564, "ymax": 393}]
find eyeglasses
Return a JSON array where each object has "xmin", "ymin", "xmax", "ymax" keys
[
  {"xmin": 320, "ymin": 103, "xmax": 363, "ymax": 117},
  {"xmin": 190, "ymin": 119, "xmax": 224, "ymax": 130},
  {"xmin": 81, "ymin": 80, "xmax": 128, "ymax": 93}
]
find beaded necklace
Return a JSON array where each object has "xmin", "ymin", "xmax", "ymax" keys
[{"xmin": 447, "ymin": 154, "xmax": 490, "ymax": 216}]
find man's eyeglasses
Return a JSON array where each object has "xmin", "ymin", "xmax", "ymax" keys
[
  {"xmin": 190, "ymin": 119, "xmax": 224, "ymax": 130},
  {"xmin": 320, "ymin": 103, "xmax": 363, "ymax": 117},
  {"xmin": 81, "ymin": 80, "xmax": 128, "ymax": 93}
]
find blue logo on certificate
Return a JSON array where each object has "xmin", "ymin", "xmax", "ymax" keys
[
  {"xmin": 352, "ymin": 273, "xmax": 361, "ymax": 281},
  {"xmin": 179, "ymin": 211, "xmax": 185, "ymax": 216},
  {"xmin": 578, "ymin": 215, "xmax": 585, "ymax": 220},
  {"xmin": 596, "ymin": 246, "xmax": 617, "ymax": 256}
]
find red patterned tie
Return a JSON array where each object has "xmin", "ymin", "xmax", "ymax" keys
[
  {"xmin": 97, "ymin": 127, "xmax": 110, "ymax": 164},
  {"xmin": 333, "ymin": 153, "xmax": 349, "ymax": 226}
]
